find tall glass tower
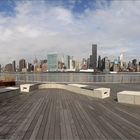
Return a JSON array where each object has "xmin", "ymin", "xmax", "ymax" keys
[
  {"xmin": 91, "ymin": 44, "xmax": 97, "ymax": 69},
  {"xmin": 47, "ymin": 53, "xmax": 69, "ymax": 71}
]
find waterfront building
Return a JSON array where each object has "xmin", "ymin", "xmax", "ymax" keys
[
  {"xmin": 102, "ymin": 57, "xmax": 110, "ymax": 73},
  {"xmin": 113, "ymin": 64, "xmax": 119, "ymax": 72},
  {"xmin": 87, "ymin": 58, "xmax": 90, "ymax": 69},
  {"xmin": 75, "ymin": 60, "xmax": 80, "ymax": 71},
  {"xmin": 98, "ymin": 55, "xmax": 102, "ymax": 70},
  {"xmin": 19, "ymin": 59, "xmax": 26, "ymax": 72},
  {"xmin": 132, "ymin": 59, "xmax": 137, "ymax": 66},
  {"xmin": 27, "ymin": 63, "xmax": 34, "ymax": 72},
  {"xmin": 132, "ymin": 59, "xmax": 137, "ymax": 71},
  {"xmin": 90, "ymin": 44, "xmax": 97, "ymax": 70},
  {"xmin": 22, "ymin": 68, "xmax": 27, "ymax": 73},
  {"xmin": 40, "ymin": 59, "xmax": 48, "ymax": 72},
  {"xmin": 47, "ymin": 53, "xmax": 70, "ymax": 71},
  {"xmin": 12, "ymin": 60, "xmax": 16, "ymax": 72},
  {"xmin": 5, "ymin": 63, "xmax": 12, "ymax": 72},
  {"xmin": 47, "ymin": 53, "xmax": 60, "ymax": 71},
  {"xmin": 136, "ymin": 65, "xmax": 140, "ymax": 72},
  {"xmin": 34, "ymin": 63, "xmax": 41, "ymax": 72},
  {"xmin": 42, "ymin": 63, "xmax": 48, "ymax": 72},
  {"xmin": 81, "ymin": 58, "xmax": 88, "ymax": 70},
  {"xmin": 119, "ymin": 53, "xmax": 124, "ymax": 68},
  {"xmin": 62, "ymin": 54, "xmax": 69, "ymax": 69}
]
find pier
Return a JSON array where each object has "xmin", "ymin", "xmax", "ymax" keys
[{"xmin": 0, "ymin": 83, "xmax": 140, "ymax": 139}]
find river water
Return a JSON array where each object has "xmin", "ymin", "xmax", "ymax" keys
[{"xmin": 1, "ymin": 72, "xmax": 140, "ymax": 83}]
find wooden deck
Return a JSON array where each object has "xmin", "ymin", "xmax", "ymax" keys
[{"xmin": 0, "ymin": 88, "xmax": 140, "ymax": 140}]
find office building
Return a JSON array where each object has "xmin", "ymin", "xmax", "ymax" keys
[
  {"xmin": 12, "ymin": 60, "xmax": 16, "ymax": 72},
  {"xmin": 81, "ymin": 58, "xmax": 88, "ymax": 70},
  {"xmin": 119, "ymin": 53, "xmax": 124, "ymax": 68},
  {"xmin": 98, "ymin": 55, "xmax": 102, "ymax": 70},
  {"xmin": 47, "ymin": 53, "xmax": 69, "ymax": 71},
  {"xmin": 19, "ymin": 59, "xmax": 26, "ymax": 72},
  {"xmin": 90, "ymin": 44, "xmax": 97, "ymax": 70},
  {"xmin": 102, "ymin": 57, "xmax": 110, "ymax": 72},
  {"xmin": 27, "ymin": 63, "xmax": 34, "ymax": 72},
  {"xmin": 5, "ymin": 63, "xmax": 13, "ymax": 72},
  {"xmin": 41, "ymin": 60, "xmax": 48, "ymax": 72}
]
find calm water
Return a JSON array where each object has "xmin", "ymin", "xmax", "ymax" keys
[{"xmin": 1, "ymin": 72, "xmax": 140, "ymax": 83}]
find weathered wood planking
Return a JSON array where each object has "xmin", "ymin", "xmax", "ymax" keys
[{"xmin": 0, "ymin": 88, "xmax": 140, "ymax": 140}]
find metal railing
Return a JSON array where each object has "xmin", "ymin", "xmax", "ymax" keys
[{"xmin": 0, "ymin": 73, "xmax": 140, "ymax": 84}]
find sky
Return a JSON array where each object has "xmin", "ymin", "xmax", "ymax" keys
[{"xmin": 0, "ymin": 0, "xmax": 140, "ymax": 65}]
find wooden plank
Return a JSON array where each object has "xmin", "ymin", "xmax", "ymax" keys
[
  {"xmin": 99, "ymin": 103, "xmax": 140, "ymax": 131},
  {"xmin": 103, "ymin": 106, "xmax": 140, "ymax": 139},
  {"xmin": 100, "ymin": 116, "xmax": 128, "ymax": 139},
  {"xmin": 9, "ymin": 98, "xmax": 43, "ymax": 140},
  {"xmin": 48, "ymin": 94, "xmax": 56, "ymax": 139},
  {"xmin": 42, "ymin": 99, "xmax": 53, "ymax": 139},
  {"xmin": 67, "ymin": 110, "xmax": 79, "ymax": 139},
  {"xmin": 54, "ymin": 90, "xmax": 61, "ymax": 140},
  {"xmin": 29, "ymin": 115, "xmax": 43, "ymax": 140},
  {"xmin": 60, "ymin": 89, "xmax": 74, "ymax": 140},
  {"xmin": 59, "ymin": 99, "xmax": 67, "ymax": 139},
  {"xmin": 36, "ymin": 95, "xmax": 51, "ymax": 139},
  {"xmin": 63, "ymin": 91, "xmax": 79, "ymax": 140},
  {"xmin": 22, "ymin": 97, "xmax": 48, "ymax": 140},
  {"xmin": 5, "ymin": 96, "xmax": 38, "ymax": 138},
  {"xmin": 63, "ymin": 110, "xmax": 73, "ymax": 139},
  {"xmin": 78, "ymin": 99, "xmax": 112, "ymax": 139},
  {"xmin": 98, "ymin": 103, "xmax": 140, "ymax": 138},
  {"xmin": 67, "ymin": 98, "xmax": 86, "ymax": 139},
  {"xmin": 0, "ymin": 95, "xmax": 35, "ymax": 138},
  {"xmin": 76, "ymin": 101, "xmax": 106, "ymax": 139},
  {"xmin": 0, "ymin": 95, "xmax": 29, "ymax": 124},
  {"xmin": 0, "ymin": 88, "xmax": 140, "ymax": 139}
]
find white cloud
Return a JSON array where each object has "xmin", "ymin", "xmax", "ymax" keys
[{"xmin": 0, "ymin": 0, "xmax": 140, "ymax": 65}]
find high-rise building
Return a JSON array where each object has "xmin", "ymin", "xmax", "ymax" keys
[
  {"xmin": 19, "ymin": 59, "xmax": 26, "ymax": 72},
  {"xmin": 70, "ymin": 56, "xmax": 74, "ymax": 69},
  {"xmin": 92, "ymin": 44, "xmax": 97, "ymax": 69},
  {"xmin": 102, "ymin": 57, "xmax": 110, "ymax": 72},
  {"xmin": 5, "ymin": 63, "xmax": 13, "ymax": 72},
  {"xmin": 47, "ymin": 53, "xmax": 59, "ymax": 71},
  {"xmin": 47, "ymin": 53, "xmax": 69, "ymax": 71},
  {"xmin": 81, "ymin": 58, "xmax": 88, "ymax": 70},
  {"xmin": 119, "ymin": 53, "xmax": 124, "ymax": 68},
  {"xmin": 12, "ymin": 60, "xmax": 16, "ymax": 72},
  {"xmin": 41, "ymin": 60, "xmax": 48, "ymax": 72},
  {"xmin": 28, "ymin": 63, "xmax": 34, "ymax": 72},
  {"xmin": 98, "ymin": 55, "xmax": 102, "ymax": 70},
  {"xmin": 90, "ymin": 44, "xmax": 97, "ymax": 69}
]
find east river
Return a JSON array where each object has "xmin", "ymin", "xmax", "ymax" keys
[{"xmin": 1, "ymin": 72, "xmax": 140, "ymax": 83}]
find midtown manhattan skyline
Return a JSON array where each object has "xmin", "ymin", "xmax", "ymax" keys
[{"xmin": 0, "ymin": 0, "xmax": 140, "ymax": 65}]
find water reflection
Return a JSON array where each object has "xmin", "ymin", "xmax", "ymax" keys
[{"xmin": 0, "ymin": 72, "xmax": 140, "ymax": 83}]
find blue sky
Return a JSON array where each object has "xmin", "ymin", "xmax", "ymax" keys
[{"xmin": 0, "ymin": 0, "xmax": 140, "ymax": 64}]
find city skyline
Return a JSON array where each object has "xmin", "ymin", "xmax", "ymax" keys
[{"xmin": 0, "ymin": 0, "xmax": 140, "ymax": 65}]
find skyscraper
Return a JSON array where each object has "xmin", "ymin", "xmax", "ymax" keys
[
  {"xmin": 19, "ymin": 59, "xmax": 26, "ymax": 72},
  {"xmin": 90, "ymin": 44, "xmax": 97, "ymax": 69},
  {"xmin": 98, "ymin": 55, "xmax": 102, "ymax": 70},
  {"xmin": 12, "ymin": 60, "xmax": 16, "ymax": 72}
]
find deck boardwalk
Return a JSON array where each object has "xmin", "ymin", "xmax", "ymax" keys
[{"xmin": 0, "ymin": 88, "xmax": 140, "ymax": 140}]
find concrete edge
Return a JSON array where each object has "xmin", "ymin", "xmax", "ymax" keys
[
  {"xmin": 39, "ymin": 83, "xmax": 110, "ymax": 99},
  {"xmin": 117, "ymin": 91, "xmax": 140, "ymax": 105}
]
